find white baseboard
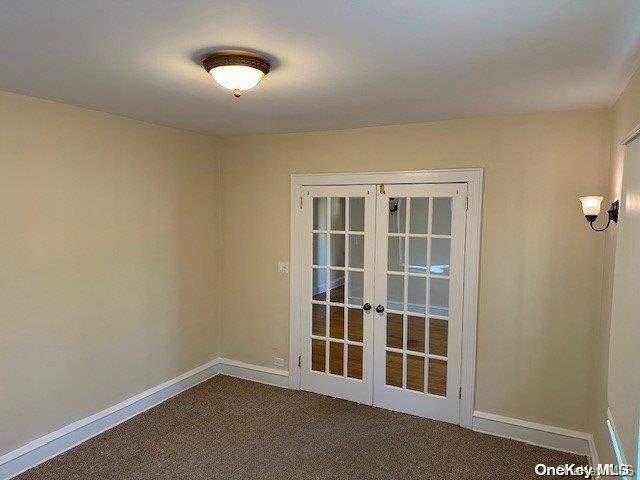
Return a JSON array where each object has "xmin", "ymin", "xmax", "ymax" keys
[
  {"xmin": 312, "ymin": 276, "xmax": 345, "ymax": 296},
  {"xmin": 606, "ymin": 408, "xmax": 628, "ymax": 466},
  {"xmin": 0, "ymin": 358, "xmax": 222, "ymax": 480},
  {"xmin": 4, "ymin": 363, "xmax": 599, "ymax": 480},
  {"xmin": 473, "ymin": 411, "xmax": 593, "ymax": 458},
  {"xmin": 218, "ymin": 357, "xmax": 290, "ymax": 388},
  {"xmin": 0, "ymin": 357, "xmax": 290, "ymax": 480},
  {"xmin": 588, "ymin": 434, "xmax": 600, "ymax": 478}
]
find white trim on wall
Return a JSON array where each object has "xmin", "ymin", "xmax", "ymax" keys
[
  {"xmin": 0, "ymin": 359, "xmax": 221, "ymax": 480},
  {"xmin": 472, "ymin": 411, "xmax": 594, "ymax": 458},
  {"xmin": 3, "ymin": 356, "xmax": 600, "ymax": 480},
  {"xmin": 0, "ymin": 358, "xmax": 289, "ymax": 480},
  {"xmin": 288, "ymin": 168, "xmax": 483, "ymax": 429},
  {"xmin": 606, "ymin": 408, "xmax": 628, "ymax": 467},
  {"xmin": 312, "ymin": 275, "xmax": 345, "ymax": 296},
  {"xmin": 622, "ymin": 121, "xmax": 640, "ymax": 145},
  {"xmin": 588, "ymin": 435, "xmax": 600, "ymax": 477},
  {"xmin": 217, "ymin": 358, "xmax": 290, "ymax": 388}
]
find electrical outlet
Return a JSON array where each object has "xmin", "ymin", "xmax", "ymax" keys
[
  {"xmin": 277, "ymin": 261, "xmax": 289, "ymax": 274},
  {"xmin": 273, "ymin": 357, "xmax": 285, "ymax": 367}
]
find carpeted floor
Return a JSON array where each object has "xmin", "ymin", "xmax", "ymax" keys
[{"xmin": 16, "ymin": 375, "xmax": 587, "ymax": 479}]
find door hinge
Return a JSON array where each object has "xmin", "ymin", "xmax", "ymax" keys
[
  {"xmin": 379, "ymin": 184, "xmax": 386, "ymax": 194},
  {"xmin": 465, "ymin": 196, "xmax": 469, "ymax": 211},
  {"xmin": 458, "ymin": 386, "xmax": 462, "ymax": 399},
  {"xmin": 298, "ymin": 355, "xmax": 301, "ymax": 368},
  {"xmin": 299, "ymin": 197, "xmax": 303, "ymax": 209}
]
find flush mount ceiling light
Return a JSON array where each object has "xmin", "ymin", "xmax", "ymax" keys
[{"xmin": 203, "ymin": 51, "xmax": 270, "ymax": 98}]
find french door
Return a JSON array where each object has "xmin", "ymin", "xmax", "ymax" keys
[
  {"xmin": 300, "ymin": 185, "xmax": 376, "ymax": 404},
  {"xmin": 373, "ymin": 183, "xmax": 466, "ymax": 423},
  {"xmin": 299, "ymin": 182, "xmax": 467, "ymax": 424}
]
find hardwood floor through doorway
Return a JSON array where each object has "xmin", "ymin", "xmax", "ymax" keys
[{"xmin": 312, "ymin": 286, "xmax": 447, "ymax": 392}]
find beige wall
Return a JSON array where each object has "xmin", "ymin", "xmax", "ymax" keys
[
  {"xmin": 220, "ymin": 109, "xmax": 611, "ymax": 432},
  {"xmin": 591, "ymin": 64, "xmax": 640, "ymax": 465},
  {"xmin": 0, "ymin": 87, "xmax": 621, "ymax": 457},
  {"xmin": 0, "ymin": 91, "xmax": 222, "ymax": 455}
]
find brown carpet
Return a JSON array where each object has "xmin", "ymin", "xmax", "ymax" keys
[{"xmin": 16, "ymin": 376, "xmax": 587, "ymax": 479}]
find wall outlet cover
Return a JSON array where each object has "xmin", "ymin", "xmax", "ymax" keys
[{"xmin": 273, "ymin": 357, "xmax": 285, "ymax": 367}]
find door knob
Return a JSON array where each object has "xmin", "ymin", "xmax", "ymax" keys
[
  {"xmin": 376, "ymin": 305, "xmax": 385, "ymax": 313},
  {"xmin": 363, "ymin": 303, "xmax": 372, "ymax": 311}
]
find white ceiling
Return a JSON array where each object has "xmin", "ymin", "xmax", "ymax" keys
[{"xmin": 2, "ymin": 1, "xmax": 640, "ymax": 136}]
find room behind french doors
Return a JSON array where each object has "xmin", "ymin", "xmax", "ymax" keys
[{"xmin": 299, "ymin": 182, "xmax": 467, "ymax": 424}]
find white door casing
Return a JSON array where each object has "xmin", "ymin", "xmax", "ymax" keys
[{"xmin": 289, "ymin": 169, "xmax": 483, "ymax": 428}]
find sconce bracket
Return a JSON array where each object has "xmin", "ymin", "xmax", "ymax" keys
[
  {"xmin": 609, "ymin": 200, "xmax": 619, "ymax": 223},
  {"xmin": 586, "ymin": 200, "xmax": 619, "ymax": 232}
]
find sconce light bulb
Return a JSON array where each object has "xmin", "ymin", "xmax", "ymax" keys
[{"xmin": 578, "ymin": 196, "xmax": 604, "ymax": 218}]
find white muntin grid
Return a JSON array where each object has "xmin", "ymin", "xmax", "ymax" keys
[
  {"xmin": 384, "ymin": 196, "xmax": 451, "ymax": 396},
  {"xmin": 310, "ymin": 196, "xmax": 365, "ymax": 379}
]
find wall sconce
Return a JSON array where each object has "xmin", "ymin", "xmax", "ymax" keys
[{"xmin": 578, "ymin": 196, "xmax": 619, "ymax": 231}]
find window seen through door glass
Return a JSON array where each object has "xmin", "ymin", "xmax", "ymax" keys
[{"xmin": 331, "ymin": 197, "xmax": 345, "ymax": 231}]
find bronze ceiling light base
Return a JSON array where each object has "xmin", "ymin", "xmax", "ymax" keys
[{"xmin": 202, "ymin": 51, "xmax": 271, "ymax": 98}]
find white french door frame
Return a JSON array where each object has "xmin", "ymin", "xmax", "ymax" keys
[{"xmin": 288, "ymin": 168, "xmax": 483, "ymax": 429}]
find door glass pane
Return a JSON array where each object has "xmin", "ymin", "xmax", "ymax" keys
[
  {"xmin": 429, "ymin": 278, "xmax": 449, "ymax": 316},
  {"xmin": 407, "ymin": 276, "xmax": 426, "ymax": 314},
  {"xmin": 348, "ymin": 270, "xmax": 363, "ymax": 306},
  {"xmin": 386, "ymin": 313, "xmax": 403, "ymax": 349},
  {"xmin": 312, "ymin": 303, "xmax": 326, "ymax": 336},
  {"xmin": 312, "ymin": 339, "xmax": 326, "ymax": 372},
  {"xmin": 313, "ymin": 233, "xmax": 327, "ymax": 266},
  {"xmin": 387, "ymin": 274, "xmax": 404, "ymax": 311},
  {"xmin": 407, "ymin": 316, "xmax": 425, "ymax": 353},
  {"xmin": 329, "ymin": 269, "xmax": 344, "ymax": 303},
  {"xmin": 329, "ymin": 306, "xmax": 344, "ymax": 339},
  {"xmin": 387, "ymin": 237, "xmax": 404, "ymax": 272},
  {"xmin": 409, "ymin": 197, "xmax": 429, "ymax": 234},
  {"xmin": 307, "ymin": 191, "xmax": 374, "ymax": 388},
  {"xmin": 348, "ymin": 308, "xmax": 363, "ymax": 342},
  {"xmin": 408, "ymin": 237, "xmax": 427, "ymax": 274},
  {"xmin": 312, "ymin": 268, "xmax": 326, "ymax": 301},
  {"xmin": 430, "ymin": 238, "xmax": 450, "ymax": 275},
  {"xmin": 432, "ymin": 197, "xmax": 452, "ymax": 235},
  {"xmin": 407, "ymin": 355, "xmax": 425, "ymax": 392},
  {"xmin": 348, "ymin": 234, "xmax": 364, "ymax": 268},
  {"xmin": 309, "ymin": 188, "xmax": 458, "ymax": 401},
  {"xmin": 313, "ymin": 197, "xmax": 327, "ymax": 230},
  {"xmin": 428, "ymin": 359, "xmax": 447, "ymax": 396},
  {"xmin": 385, "ymin": 351, "xmax": 403, "ymax": 387},
  {"xmin": 330, "ymin": 234, "xmax": 345, "ymax": 267},
  {"xmin": 349, "ymin": 197, "xmax": 365, "ymax": 232},
  {"xmin": 388, "ymin": 198, "xmax": 406, "ymax": 233},
  {"xmin": 347, "ymin": 345, "xmax": 363, "ymax": 379},
  {"xmin": 330, "ymin": 197, "xmax": 345, "ymax": 231},
  {"xmin": 329, "ymin": 341, "xmax": 344, "ymax": 375},
  {"xmin": 429, "ymin": 318, "xmax": 448, "ymax": 357}
]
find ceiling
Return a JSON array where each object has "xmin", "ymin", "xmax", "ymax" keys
[{"xmin": 1, "ymin": 1, "xmax": 640, "ymax": 136}]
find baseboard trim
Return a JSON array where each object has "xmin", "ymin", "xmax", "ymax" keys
[
  {"xmin": 218, "ymin": 357, "xmax": 290, "ymax": 388},
  {"xmin": 0, "ymin": 358, "xmax": 222, "ymax": 480},
  {"xmin": 5, "ymin": 364, "xmax": 597, "ymax": 480},
  {"xmin": 0, "ymin": 357, "xmax": 290, "ymax": 480},
  {"xmin": 473, "ymin": 411, "xmax": 593, "ymax": 458},
  {"xmin": 606, "ymin": 408, "xmax": 628, "ymax": 466},
  {"xmin": 588, "ymin": 434, "xmax": 600, "ymax": 478}
]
